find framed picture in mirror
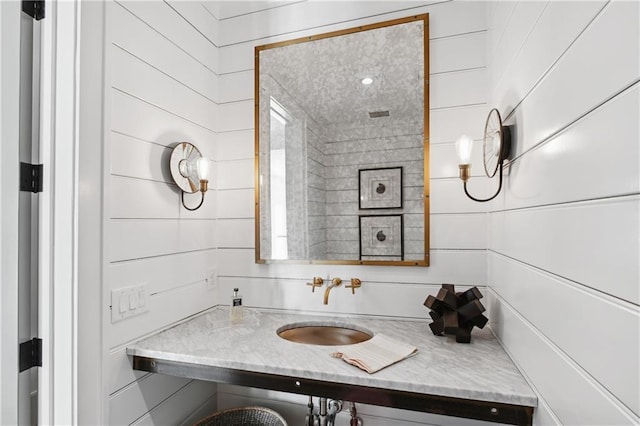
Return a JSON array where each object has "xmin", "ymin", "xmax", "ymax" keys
[
  {"xmin": 359, "ymin": 167, "xmax": 403, "ymax": 210},
  {"xmin": 359, "ymin": 214, "xmax": 404, "ymax": 261}
]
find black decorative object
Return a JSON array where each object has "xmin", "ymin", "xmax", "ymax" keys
[{"xmin": 423, "ymin": 284, "xmax": 488, "ymax": 343}]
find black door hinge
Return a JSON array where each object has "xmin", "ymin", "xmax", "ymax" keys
[
  {"xmin": 22, "ymin": 0, "xmax": 45, "ymax": 21},
  {"xmin": 20, "ymin": 162, "xmax": 43, "ymax": 193},
  {"xmin": 19, "ymin": 338, "xmax": 42, "ymax": 372}
]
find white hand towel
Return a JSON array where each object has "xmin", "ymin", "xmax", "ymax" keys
[{"xmin": 331, "ymin": 334, "xmax": 418, "ymax": 374}]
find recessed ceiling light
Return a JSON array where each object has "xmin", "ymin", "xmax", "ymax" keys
[{"xmin": 361, "ymin": 77, "xmax": 373, "ymax": 85}]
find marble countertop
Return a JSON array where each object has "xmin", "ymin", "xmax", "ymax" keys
[{"xmin": 126, "ymin": 307, "xmax": 536, "ymax": 407}]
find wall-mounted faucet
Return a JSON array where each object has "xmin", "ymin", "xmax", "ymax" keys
[
  {"xmin": 323, "ymin": 277, "xmax": 342, "ymax": 304},
  {"xmin": 308, "ymin": 276, "xmax": 362, "ymax": 304}
]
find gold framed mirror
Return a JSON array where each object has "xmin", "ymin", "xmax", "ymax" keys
[{"xmin": 255, "ymin": 14, "xmax": 429, "ymax": 266}]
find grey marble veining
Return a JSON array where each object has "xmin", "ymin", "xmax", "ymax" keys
[{"xmin": 126, "ymin": 307, "xmax": 537, "ymax": 407}]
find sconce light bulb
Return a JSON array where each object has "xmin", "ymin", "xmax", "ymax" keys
[
  {"xmin": 455, "ymin": 134, "xmax": 474, "ymax": 165},
  {"xmin": 196, "ymin": 157, "xmax": 210, "ymax": 181}
]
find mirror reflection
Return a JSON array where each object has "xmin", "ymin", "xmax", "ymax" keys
[{"xmin": 255, "ymin": 14, "xmax": 429, "ymax": 266}]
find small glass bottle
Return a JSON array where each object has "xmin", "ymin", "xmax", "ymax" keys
[{"xmin": 230, "ymin": 288, "xmax": 243, "ymax": 324}]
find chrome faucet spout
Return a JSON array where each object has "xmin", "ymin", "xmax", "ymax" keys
[{"xmin": 323, "ymin": 277, "xmax": 342, "ymax": 304}]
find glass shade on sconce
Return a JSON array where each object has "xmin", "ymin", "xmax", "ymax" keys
[
  {"xmin": 456, "ymin": 134, "xmax": 473, "ymax": 183},
  {"xmin": 455, "ymin": 108, "xmax": 512, "ymax": 203},
  {"xmin": 196, "ymin": 157, "xmax": 210, "ymax": 192},
  {"xmin": 169, "ymin": 142, "xmax": 210, "ymax": 211}
]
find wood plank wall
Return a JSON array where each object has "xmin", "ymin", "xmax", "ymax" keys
[
  {"xmin": 106, "ymin": 1, "xmax": 220, "ymax": 423},
  {"xmin": 485, "ymin": 1, "xmax": 640, "ymax": 425},
  {"xmin": 216, "ymin": 0, "xmax": 491, "ymax": 315},
  {"xmin": 214, "ymin": 1, "xmax": 496, "ymax": 424},
  {"xmin": 99, "ymin": 1, "xmax": 639, "ymax": 424}
]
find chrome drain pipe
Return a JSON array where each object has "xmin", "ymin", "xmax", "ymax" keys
[{"xmin": 308, "ymin": 396, "xmax": 343, "ymax": 426}]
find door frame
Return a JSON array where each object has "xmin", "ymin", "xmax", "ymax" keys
[
  {"xmin": 37, "ymin": 0, "xmax": 79, "ymax": 423},
  {"xmin": 38, "ymin": 0, "xmax": 90, "ymax": 423},
  {"xmin": 3, "ymin": 1, "xmax": 105, "ymax": 422},
  {"xmin": 0, "ymin": 2, "xmax": 23, "ymax": 422},
  {"xmin": 39, "ymin": 1, "xmax": 107, "ymax": 423}
]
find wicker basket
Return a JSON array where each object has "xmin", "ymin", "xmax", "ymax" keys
[{"xmin": 193, "ymin": 406, "xmax": 287, "ymax": 426}]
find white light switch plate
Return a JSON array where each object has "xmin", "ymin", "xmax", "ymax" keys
[{"xmin": 111, "ymin": 284, "xmax": 149, "ymax": 323}]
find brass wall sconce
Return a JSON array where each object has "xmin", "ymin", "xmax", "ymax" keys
[
  {"xmin": 456, "ymin": 108, "xmax": 511, "ymax": 202},
  {"xmin": 169, "ymin": 142, "xmax": 210, "ymax": 211}
]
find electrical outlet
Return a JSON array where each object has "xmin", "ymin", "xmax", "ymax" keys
[{"xmin": 206, "ymin": 267, "xmax": 218, "ymax": 291}]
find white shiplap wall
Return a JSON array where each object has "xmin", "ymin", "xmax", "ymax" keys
[
  {"xmin": 106, "ymin": 1, "xmax": 220, "ymax": 424},
  {"xmin": 324, "ymin": 127, "xmax": 425, "ymax": 261},
  {"xmin": 216, "ymin": 0, "xmax": 490, "ymax": 313},
  {"xmin": 214, "ymin": 1, "xmax": 496, "ymax": 424},
  {"xmin": 485, "ymin": 1, "xmax": 640, "ymax": 425},
  {"xmin": 97, "ymin": 1, "xmax": 639, "ymax": 425}
]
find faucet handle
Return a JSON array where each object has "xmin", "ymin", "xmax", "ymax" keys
[
  {"xmin": 331, "ymin": 277, "xmax": 342, "ymax": 286},
  {"xmin": 345, "ymin": 278, "xmax": 362, "ymax": 294},
  {"xmin": 307, "ymin": 277, "xmax": 324, "ymax": 293}
]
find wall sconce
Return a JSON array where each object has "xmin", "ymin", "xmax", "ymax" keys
[
  {"xmin": 456, "ymin": 108, "xmax": 511, "ymax": 202},
  {"xmin": 169, "ymin": 142, "xmax": 210, "ymax": 211}
]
